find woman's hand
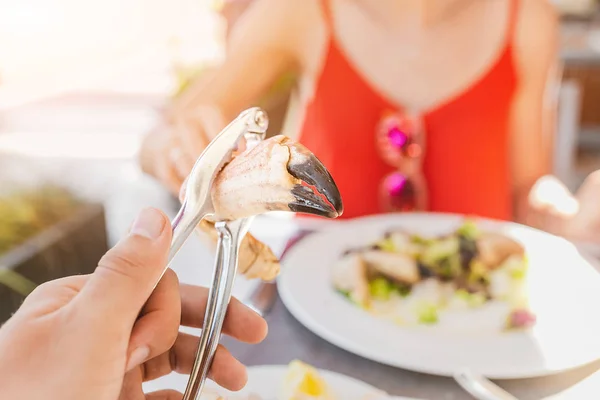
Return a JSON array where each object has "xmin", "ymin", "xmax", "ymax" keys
[
  {"xmin": 527, "ymin": 171, "xmax": 600, "ymax": 244},
  {"xmin": 0, "ymin": 208, "xmax": 267, "ymax": 400},
  {"xmin": 139, "ymin": 106, "xmax": 222, "ymax": 196},
  {"xmin": 138, "ymin": 0, "xmax": 308, "ymax": 196},
  {"xmin": 139, "ymin": 121, "xmax": 198, "ymax": 196},
  {"xmin": 566, "ymin": 170, "xmax": 600, "ymax": 243}
]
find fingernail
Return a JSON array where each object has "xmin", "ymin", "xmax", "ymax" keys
[
  {"xmin": 130, "ymin": 208, "xmax": 166, "ymax": 239},
  {"xmin": 126, "ymin": 346, "xmax": 150, "ymax": 372}
]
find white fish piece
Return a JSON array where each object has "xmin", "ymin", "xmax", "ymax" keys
[
  {"xmin": 476, "ymin": 232, "xmax": 524, "ymax": 269},
  {"xmin": 331, "ymin": 252, "xmax": 370, "ymax": 306},
  {"xmin": 360, "ymin": 250, "xmax": 420, "ymax": 284}
]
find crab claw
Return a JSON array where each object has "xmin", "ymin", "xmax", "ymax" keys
[
  {"xmin": 181, "ymin": 134, "xmax": 342, "ymax": 281},
  {"xmin": 211, "ymin": 135, "xmax": 343, "ymax": 220}
]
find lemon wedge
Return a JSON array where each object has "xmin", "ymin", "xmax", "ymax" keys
[{"xmin": 279, "ymin": 360, "xmax": 334, "ymax": 400}]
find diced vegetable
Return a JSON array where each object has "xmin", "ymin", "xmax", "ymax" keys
[
  {"xmin": 410, "ymin": 234, "xmax": 434, "ymax": 246},
  {"xmin": 417, "ymin": 302, "xmax": 439, "ymax": 324},
  {"xmin": 389, "ymin": 232, "xmax": 423, "ymax": 257},
  {"xmin": 457, "ymin": 219, "xmax": 480, "ymax": 240},
  {"xmin": 468, "ymin": 259, "xmax": 489, "ymax": 284},
  {"xmin": 369, "ymin": 277, "xmax": 394, "ymax": 300},
  {"xmin": 437, "ymin": 255, "xmax": 462, "ymax": 279},
  {"xmin": 377, "ymin": 238, "xmax": 395, "ymax": 252},
  {"xmin": 459, "ymin": 235, "xmax": 478, "ymax": 267},
  {"xmin": 510, "ymin": 267, "xmax": 526, "ymax": 280},
  {"xmin": 337, "ymin": 288, "xmax": 368, "ymax": 308},
  {"xmin": 455, "ymin": 289, "xmax": 469, "ymax": 300},
  {"xmin": 500, "ymin": 255, "xmax": 528, "ymax": 280},
  {"xmin": 455, "ymin": 289, "xmax": 487, "ymax": 307},
  {"xmin": 421, "ymin": 237, "xmax": 459, "ymax": 266}
]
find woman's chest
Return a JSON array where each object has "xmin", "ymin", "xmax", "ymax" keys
[{"xmin": 301, "ymin": 0, "xmax": 513, "ymax": 113}]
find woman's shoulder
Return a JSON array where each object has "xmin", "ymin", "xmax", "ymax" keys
[
  {"xmin": 513, "ymin": 0, "xmax": 559, "ymax": 75},
  {"xmin": 516, "ymin": 0, "xmax": 558, "ymax": 28},
  {"xmin": 228, "ymin": 0, "xmax": 328, "ymax": 72},
  {"xmin": 514, "ymin": 0, "xmax": 559, "ymax": 46},
  {"xmin": 231, "ymin": 0, "xmax": 325, "ymax": 44}
]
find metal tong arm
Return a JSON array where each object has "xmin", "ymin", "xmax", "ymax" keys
[
  {"xmin": 167, "ymin": 107, "xmax": 268, "ymax": 265},
  {"xmin": 182, "ymin": 219, "xmax": 253, "ymax": 399}
]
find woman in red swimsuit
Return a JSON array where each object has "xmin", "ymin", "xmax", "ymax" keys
[{"xmin": 140, "ymin": 0, "xmax": 600, "ymax": 242}]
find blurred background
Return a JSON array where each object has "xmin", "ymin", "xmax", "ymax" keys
[{"xmin": 1, "ymin": 0, "xmax": 600, "ymax": 333}]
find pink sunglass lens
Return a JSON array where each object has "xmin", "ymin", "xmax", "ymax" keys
[
  {"xmin": 384, "ymin": 172, "xmax": 416, "ymax": 211},
  {"xmin": 387, "ymin": 126, "xmax": 409, "ymax": 150}
]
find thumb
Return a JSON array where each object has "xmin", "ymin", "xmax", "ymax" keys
[
  {"xmin": 77, "ymin": 208, "xmax": 172, "ymax": 319},
  {"xmin": 529, "ymin": 175, "xmax": 578, "ymax": 216}
]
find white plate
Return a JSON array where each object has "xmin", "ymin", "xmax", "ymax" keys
[
  {"xmin": 278, "ymin": 213, "xmax": 600, "ymax": 379},
  {"xmin": 205, "ymin": 365, "xmax": 416, "ymax": 399}
]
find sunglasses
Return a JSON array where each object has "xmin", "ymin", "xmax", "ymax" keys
[{"xmin": 376, "ymin": 111, "xmax": 428, "ymax": 212}]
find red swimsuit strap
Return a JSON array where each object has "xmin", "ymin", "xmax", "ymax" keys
[{"xmin": 319, "ymin": 0, "xmax": 334, "ymax": 33}]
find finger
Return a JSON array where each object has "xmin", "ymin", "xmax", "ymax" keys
[
  {"xmin": 208, "ymin": 344, "xmax": 248, "ymax": 391},
  {"xmin": 143, "ymin": 333, "xmax": 247, "ymax": 391},
  {"xmin": 168, "ymin": 333, "xmax": 247, "ymax": 391},
  {"xmin": 156, "ymin": 149, "xmax": 185, "ymax": 196},
  {"xmin": 529, "ymin": 175, "xmax": 577, "ymax": 216},
  {"xmin": 172, "ymin": 113, "xmax": 208, "ymax": 165},
  {"xmin": 146, "ymin": 390, "xmax": 183, "ymax": 400},
  {"xmin": 180, "ymin": 284, "xmax": 268, "ymax": 343},
  {"xmin": 575, "ymin": 169, "xmax": 600, "ymax": 212},
  {"xmin": 126, "ymin": 269, "xmax": 181, "ymax": 372},
  {"xmin": 20, "ymin": 275, "xmax": 90, "ymax": 317},
  {"xmin": 168, "ymin": 143, "xmax": 195, "ymax": 181},
  {"xmin": 77, "ymin": 208, "xmax": 172, "ymax": 321}
]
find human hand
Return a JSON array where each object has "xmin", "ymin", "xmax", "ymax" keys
[
  {"xmin": 566, "ymin": 170, "xmax": 600, "ymax": 243},
  {"xmin": 526, "ymin": 172, "xmax": 600, "ymax": 244},
  {"xmin": 0, "ymin": 208, "xmax": 267, "ymax": 400},
  {"xmin": 139, "ymin": 123, "xmax": 195, "ymax": 196},
  {"xmin": 140, "ymin": 104, "xmax": 224, "ymax": 196}
]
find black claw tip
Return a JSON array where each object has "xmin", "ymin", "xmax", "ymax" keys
[
  {"xmin": 286, "ymin": 147, "xmax": 343, "ymax": 218},
  {"xmin": 289, "ymin": 185, "xmax": 339, "ymax": 218}
]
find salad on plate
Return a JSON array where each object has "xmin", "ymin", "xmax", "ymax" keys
[{"xmin": 331, "ymin": 219, "xmax": 536, "ymax": 330}]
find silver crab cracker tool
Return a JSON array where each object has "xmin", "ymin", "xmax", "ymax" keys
[{"xmin": 166, "ymin": 107, "xmax": 268, "ymax": 400}]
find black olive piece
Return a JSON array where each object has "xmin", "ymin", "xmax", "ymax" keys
[
  {"xmin": 458, "ymin": 235, "xmax": 478, "ymax": 270},
  {"xmin": 417, "ymin": 262, "xmax": 435, "ymax": 279}
]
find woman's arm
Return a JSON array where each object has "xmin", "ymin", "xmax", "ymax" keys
[
  {"xmin": 509, "ymin": 0, "xmax": 560, "ymax": 224},
  {"xmin": 140, "ymin": 0, "xmax": 319, "ymax": 192},
  {"xmin": 174, "ymin": 0, "xmax": 313, "ymax": 129}
]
